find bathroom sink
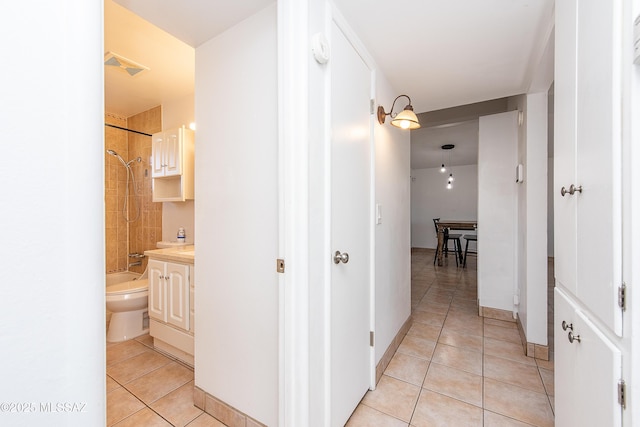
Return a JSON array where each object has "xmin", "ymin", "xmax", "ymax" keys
[{"xmin": 157, "ymin": 241, "xmax": 189, "ymax": 249}]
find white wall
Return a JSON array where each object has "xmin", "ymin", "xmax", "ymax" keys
[
  {"xmin": 511, "ymin": 92, "xmax": 548, "ymax": 345},
  {"xmin": 411, "ymin": 165, "xmax": 479, "ymax": 248},
  {"xmin": 194, "ymin": 5, "xmax": 279, "ymax": 426},
  {"xmin": 0, "ymin": 1, "xmax": 104, "ymax": 425},
  {"xmin": 478, "ymin": 111, "xmax": 518, "ymax": 313},
  {"xmin": 510, "ymin": 26, "xmax": 552, "ymax": 346},
  {"xmin": 524, "ymin": 93, "xmax": 549, "ymax": 345},
  {"xmin": 374, "ymin": 77, "xmax": 412, "ymax": 364}
]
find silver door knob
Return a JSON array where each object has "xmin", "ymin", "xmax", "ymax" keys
[
  {"xmin": 562, "ymin": 320, "xmax": 573, "ymax": 331},
  {"xmin": 561, "ymin": 184, "xmax": 583, "ymax": 196},
  {"xmin": 568, "ymin": 331, "xmax": 581, "ymax": 343},
  {"xmin": 333, "ymin": 251, "xmax": 349, "ymax": 264}
]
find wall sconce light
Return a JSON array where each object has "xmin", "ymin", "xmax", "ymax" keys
[{"xmin": 377, "ymin": 95, "xmax": 421, "ymax": 130}]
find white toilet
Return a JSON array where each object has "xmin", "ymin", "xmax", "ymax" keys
[
  {"xmin": 106, "ymin": 274, "xmax": 149, "ymax": 343},
  {"xmin": 106, "ymin": 241, "xmax": 189, "ymax": 342}
]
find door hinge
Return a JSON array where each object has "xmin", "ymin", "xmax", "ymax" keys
[
  {"xmin": 370, "ymin": 331, "xmax": 374, "ymax": 347},
  {"xmin": 618, "ymin": 283, "xmax": 626, "ymax": 311},
  {"xmin": 276, "ymin": 258, "xmax": 285, "ymax": 274},
  {"xmin": 370, "ymin": 99, "xmax": 375, "ymax": 115},
  {"xmin": 619, "ymin": 380, "xmax": 626, "ymax": 409}
]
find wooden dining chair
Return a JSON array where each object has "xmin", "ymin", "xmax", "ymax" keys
[
  {"xmin": 462, "ymin": 234, "xmax": 477, "ymax": 268},
  {"xmin": 433, "ymin": 218, "xmax": 463, "ymax": 266}
]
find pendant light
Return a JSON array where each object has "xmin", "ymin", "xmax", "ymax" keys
[{"xmin": 441, "ymin": 144, "xmax": 455, "ymax": 189}]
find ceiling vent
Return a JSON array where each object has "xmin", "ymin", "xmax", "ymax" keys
[{"xmin": 104, "ymin": 51, "xmax": 149, "ymax": 77}]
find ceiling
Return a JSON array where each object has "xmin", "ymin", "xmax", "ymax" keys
[{"xmin": 107, "ymin": 0, "xmax": 554, "ymax": 163}]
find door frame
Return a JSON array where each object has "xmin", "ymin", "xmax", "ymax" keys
[
  {"xmin": 327, "ymin": 0, "xmax": 378, "ymax": 414},
  {"xmin": 278, "ymin": 0, "xmax": 377, "ymax": 425}
]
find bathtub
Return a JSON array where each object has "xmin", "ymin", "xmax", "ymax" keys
[{"xmin": 106, "ymin": 271, "xmax": 141, "ymax": 287}]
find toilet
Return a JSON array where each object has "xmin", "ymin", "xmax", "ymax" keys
[{"xmin": 106, "ymin": 273, "xmax": 149, "ymax": 343}]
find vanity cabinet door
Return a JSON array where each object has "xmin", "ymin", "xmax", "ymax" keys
[
  {"xmin": 166, "ymin": 262, "xmax": 190, "ymax": 330},
  {"xmin": 148, "ymin": 259, "xmax": 166, "ymax": 321}
]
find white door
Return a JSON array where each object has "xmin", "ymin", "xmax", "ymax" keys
[
  {"xmin": 148, "ymin": 259, "xmax": 165, "ymax": 321},
  {"xmin": 166, "ymin": 262, "xmax": 190, "ymax": 330},
  {"xmin": 330, "ymin": 20, "xmax": 372, "ymax": 426},
  {"xmin": 573, "ymin": 0, "xmax": 622, "ymax": 336},
  {"xmin": 553, "ymin": 288, "xmax": 577, "ymax": 427},
  {"xmin": 555, "ymin": 289, "xmax": 622, "ymax": 427},
  {"xmin": 553, "ymin": 0, "xmax": 578, "ymax": 297},
  {"xmin": 555, "ymin": 0, "xmax": 622, "ymax": 335}
]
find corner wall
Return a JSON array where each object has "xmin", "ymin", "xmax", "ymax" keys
[
  {"xmin": 194, "ymin": 5, "xmax": 279, "ymax": 426},
  {"xmin": 0, "ymin": 1, "xmax": 105, "ymax": 424},
  {"xmin": 374, "ymin": 76, "xmax": 412, "ymax": 366}
]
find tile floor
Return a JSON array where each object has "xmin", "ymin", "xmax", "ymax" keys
[
  {"xmin": 107, "ymin": 249, "xmax": 555, "ymax": 427},
  {"xmin": 106, "ymin": 335, "xmax": 223, "ymax": 426},
  {"xmin": 346, "ymin": 249, "xmax": 555, "ymax": 427}
]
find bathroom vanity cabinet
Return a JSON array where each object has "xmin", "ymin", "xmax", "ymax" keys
[
  {"xmin": 151, "ymin": 126, "xmax": 195, "ymax": 202},
  {"xmin": 145, "ymin": 246, "xmax": 195, "ymax": 366}
]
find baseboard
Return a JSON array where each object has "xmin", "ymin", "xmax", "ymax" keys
[
  {"xmin": 478, "ymin": 305, "xmax": 515, "ymax": 322},
  {"xmin": 516, "ymin": 314, "xmax": 550, "ymax": 361},
  {"xmin": 193, "ymin": 386, "xmax": 265, "ymax": 427},
  {"xmin": 375, "ymin": 315, "xmax": 412, "ymax": 385}
]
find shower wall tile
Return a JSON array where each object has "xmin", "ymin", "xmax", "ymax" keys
[
  {"xmin": 105, "ymin": 107, "xmax": 162, "ymax": 275},
  {"xmin": 127, "ymin": 106, "xmax": 162, "ymax": 275}
]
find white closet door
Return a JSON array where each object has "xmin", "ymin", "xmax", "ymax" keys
[
  {"xmin": 555, "ymin": 288, "xmax": 622, "ymax": 427},
  {"xmin": 555, "ymin": 0, "xmax": 622, "ymax": 336},
  {"xmin": 574, "ymin": 0, "xmax": 623, "ymax": 336}
]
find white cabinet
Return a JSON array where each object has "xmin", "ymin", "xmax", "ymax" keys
[
  {"xmin": 554, "ymin": 289, "xmax": 622, "ymax": 427},
  {"xmin": 148, "ymin": 258, "xmax": 190, "ymax": 330},
  {"xmin": 151, "ymin": 127, "xmax": 195, "ymax": 202},
  {"xmin": 554, "ymin": 0, "xmax": 625, "ymax": 424}
]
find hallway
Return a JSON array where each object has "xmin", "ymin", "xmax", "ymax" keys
[{"xmin": 346, "ymin": 249, "xmax": 555, "ymax": 426}]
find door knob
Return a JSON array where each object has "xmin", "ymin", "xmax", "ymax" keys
[
  {"xmin": 568, "ymin": 331, "xmax": 581, "ymax": 343},
  {"xmin": 561, "ymin": 184, "xmax": 583, "ymax": 197},
  {"xmin": 562, "ymin": 320, "xmax": 573, "ymax": 331},
  {"xmin": 333, "ymin": 251, "xmax": 350, "ymax": 264}
]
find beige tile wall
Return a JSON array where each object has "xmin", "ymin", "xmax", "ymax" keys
[{"xmin": 105, "ymin": 106, "xmax": 162, "ymax": 274}]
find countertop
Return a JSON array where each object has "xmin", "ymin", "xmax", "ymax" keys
[{"xmin": 144, "ymin": 245, "xmax": 195, "ymax": 264}]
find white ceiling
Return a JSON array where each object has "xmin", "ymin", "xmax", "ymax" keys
[
  {"xmin": 410, "ymin": 120, "xmax": 479, "ymax": 170},
  {"xmin": 105, "ymin": 0, "xmax": 195, "ymax": 117},
  {"xmin": 106, "ymin": 0, "xmax": 554, "ymax": 163}
]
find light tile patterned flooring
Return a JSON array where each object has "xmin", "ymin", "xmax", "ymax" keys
[
  {"xmin": 346, "ymin": 249, "xmax": 555, "ymax": 427},
  {"xmin": 106, "ymin": 335, "xmax": 223, "ymax": 426},
  {"xmin": 107, "ymin": 249, "xmax": 555, "ymax": 426}
]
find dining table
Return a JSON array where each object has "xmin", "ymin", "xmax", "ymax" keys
[{"xmin": 435, "ymin": 220, "xmax": 478, "ymax": 266}]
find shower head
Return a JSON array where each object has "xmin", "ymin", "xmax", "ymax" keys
[{"xmin": 106, "ymin": 149, "xmax": 128, "ymax": 168}]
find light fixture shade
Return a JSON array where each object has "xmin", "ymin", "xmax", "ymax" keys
[{"xmin": 390, "ymin": 107, "xmax": 421, "ymax": 130}]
